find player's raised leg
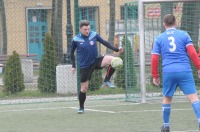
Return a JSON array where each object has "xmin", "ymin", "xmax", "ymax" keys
[
  {"xmin": 101, "ymin": 56, "xmax": 116, "ymax": 88},
  {"xmin": 103, "ymin": 65, "xmax": 116, "ymax": 88},
  {"xmin": 101, "ymin": 55, "xmax": 114, "ymax": 67}
]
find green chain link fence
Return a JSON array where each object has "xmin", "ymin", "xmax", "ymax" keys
[{"xmin": 0, "ymin": 0, "xmax": 199, "ymax": 104}]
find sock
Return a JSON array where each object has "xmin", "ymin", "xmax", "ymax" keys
[
  {"xmin": 162, "ymin": 104, "xmax": 171, "ymax": 128},
  {"xmin": 192, "ymin": 101, "xmax": 200, "ymax": 125},
  {"xmin": 104, "ymin": 65, "xmax": 115, "ymax": 82},
  {"xmin": 79, "ymin": 91, "xmax": 86, "ymax": 109}
]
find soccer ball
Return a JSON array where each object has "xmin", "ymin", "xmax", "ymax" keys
[{"xmin": 111, "ymin": 57, "xmax": 123, "ymax": 69}]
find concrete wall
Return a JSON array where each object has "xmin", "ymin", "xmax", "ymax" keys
[
  {"xmin": 21, "ymin": 59, "xmax": 33, "ymax": 83},
  {"xmin": 56, "ymin": 65, "xmax": 77, "ymax": 94}
]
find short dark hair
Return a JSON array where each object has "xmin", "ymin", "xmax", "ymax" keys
[
  {"xmin": 79, "ymin": 20, "xmax": 90, "ymax": 28},
  {"xmin": 163, "ymin": 14, "xmax": 176, "ymax": 27}
]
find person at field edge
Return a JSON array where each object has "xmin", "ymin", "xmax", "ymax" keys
[
  {"xmin": 151, "ymin": 14, "xmax": 200, "ymax": 132},
  {"xmin": 70, "ymin": 20, "xmax": 123, "ymax": 113}
]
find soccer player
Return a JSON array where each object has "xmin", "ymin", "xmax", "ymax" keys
[
  {"xmin": 151, "ymin": 14, "xmax": 200, "ymax": 132},
  {"xmin": 70, "ymin": 20, "xmax": 123, "ymax": 113}
]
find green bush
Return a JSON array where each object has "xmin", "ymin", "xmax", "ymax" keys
[
  {"xmin": 114, "ymin": 36, "xmax": 137, "ymax": 89},
  {"xmin": 3, "ymin": 51, "xmax": 25, "ymax": 94},
  {"xmin": 38, "ymin": 33, "xmax": 57, "ymax": 93}
]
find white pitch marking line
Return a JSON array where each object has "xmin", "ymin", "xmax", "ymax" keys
[
  {"xmin": 0, "ymin": 105, "xmax": 192, "ymax": 114},
  {"xmin": 84, "ymin": 108, "xmax": 116, "ymax": 113},
  {"xmin": 68, "ymin": 107, "xmax": 116, "ymax": 114},
  {"xmin": 84, "ymin": 103, "xmax": 140, "ymax": 108},
  {"xmin": 118, "ymin": 108, "xmax": 192, "ymax": 113}
]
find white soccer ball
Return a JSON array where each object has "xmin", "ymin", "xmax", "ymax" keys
[{"xmin": 111, "ymin": 57, "xmax": 123, "ymax": 69}]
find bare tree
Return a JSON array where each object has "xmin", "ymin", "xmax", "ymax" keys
[
  {"xmin": 65, "ymin": 0, "xmax": 73, "ymax": 64},
  {"xmin": 0, "ymin": 0, "xmax": 7, "ymax": 54},
  {"xmin": 107, "ymin": 0, "xmax": 115, "ymax": 54},
  {"xmin": 51, "ymin": 0, "xmax": 63, "ymax": 63}
]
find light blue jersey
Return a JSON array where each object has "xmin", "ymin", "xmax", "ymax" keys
[{"xmin": 151, "ymin": 28, "xmax": 193, "ymax": 73}]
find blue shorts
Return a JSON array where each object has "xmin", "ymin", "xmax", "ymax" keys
[{"xmin": 162, "ymin": 72, "xmax": 197, "ymax": 97}]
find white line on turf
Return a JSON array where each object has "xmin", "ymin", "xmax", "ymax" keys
[
  {"xmin": 68, "ymin": 107, "xmax": 116, "ymax": 113},
  {"xmin": 118, "ymin": 108, "xmax": 192, "ymax": 113},
  {"xmin": 0, "ymin": 106, "xmax": 116, "ymax": 114},
  {"xmin": 85, "ymin": 109, "xmax": 116, "ymax": 113},
  {"xmin": 0, "ymin": 105, "xmax": 192, "ymax": 114}
]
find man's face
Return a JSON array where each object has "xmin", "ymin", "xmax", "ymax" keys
[{"xmin": 80, "ymin": 25, "xmax": 90, "ymax": 36}]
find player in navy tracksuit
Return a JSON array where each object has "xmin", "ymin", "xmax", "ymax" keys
[
  {"xmin": 151, "ymin": 14, "xmax": 200, "ymax": 132},
  {"xmin": 70, "ymin": 20, "xmax": 123, "ymax": 113}
]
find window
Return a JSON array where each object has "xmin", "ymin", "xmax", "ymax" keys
[
  {"xmin": 28, "ymin": 9, "xmax": 47, "ymax": 22},
  {"xmin": 120, "ymin": 5, "xmax": 138, "ymax": 20},
  {"xmin": 80, "ymin": 7, "xmax": 96, "ymax": 31}
]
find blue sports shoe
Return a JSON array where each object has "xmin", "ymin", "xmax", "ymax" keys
[
  {"xmin": 103, "ymin": 81, "xmax": 116, "ymax": 88},
  {"xmin": 77, "ymin": 108, "xmax": 84, "ymax": 114}
]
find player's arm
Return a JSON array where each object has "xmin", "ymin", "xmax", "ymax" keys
[
  {"xmin": 151, "ymin": 54, "xmax": 160, "ymax": 86},
  {"xmin": 151, "ymin": 54, "xmax": 159, "ymax": 78},
  {"xmin": 70, "ymin": 40, "xmax": 77, "ymax": 68},
  {"xmin": 151, "ymin": 40, "xmax": 160, "ymax": 79},
  {"xmin": 187, "ymin": 44, "xmax": 200, "ymax": 70},
  {"xmin": 96, "ymin": 34, "xmax": 119, "ymax": 52},
  {"xmin": 151, "ymin": 39, "xmax": 160, "ymax": 86}
]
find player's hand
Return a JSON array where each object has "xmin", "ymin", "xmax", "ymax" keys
[
  {"xmin": 118, "ymin": 46, "xmax": 124, "ymax": 54},
  {"xmin": 198, "ymin": 70, "xmax": 200, "ymax": 78},
  {"xmin": 72, "ymin": 68, "xmax": 76, "ymax": 75},
  {"xmin": 153, "ymin": 77, "xmax": 160, "ymax": 86}
]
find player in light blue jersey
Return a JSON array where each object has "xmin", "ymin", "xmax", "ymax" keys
[
  {"xmin": 70, "ymin": 20, "xmax": 123, "ymax": 114},
  {"xmin": 151, "ymin": 14, "xmax": 200, "ymax": 132}
]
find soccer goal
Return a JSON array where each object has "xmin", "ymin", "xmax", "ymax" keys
[{"xmin": 125, "ymin": 0, "xmax": 200, "ymax": 103}]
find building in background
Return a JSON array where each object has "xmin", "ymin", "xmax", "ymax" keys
[{"xmin": 0, "ymin": 0, "xmax": 141, "ymax": 62}]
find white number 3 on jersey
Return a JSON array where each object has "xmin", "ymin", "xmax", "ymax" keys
[{"xmin": 168, "ymin": 37, "xmax": 176, "ymax": 52}]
